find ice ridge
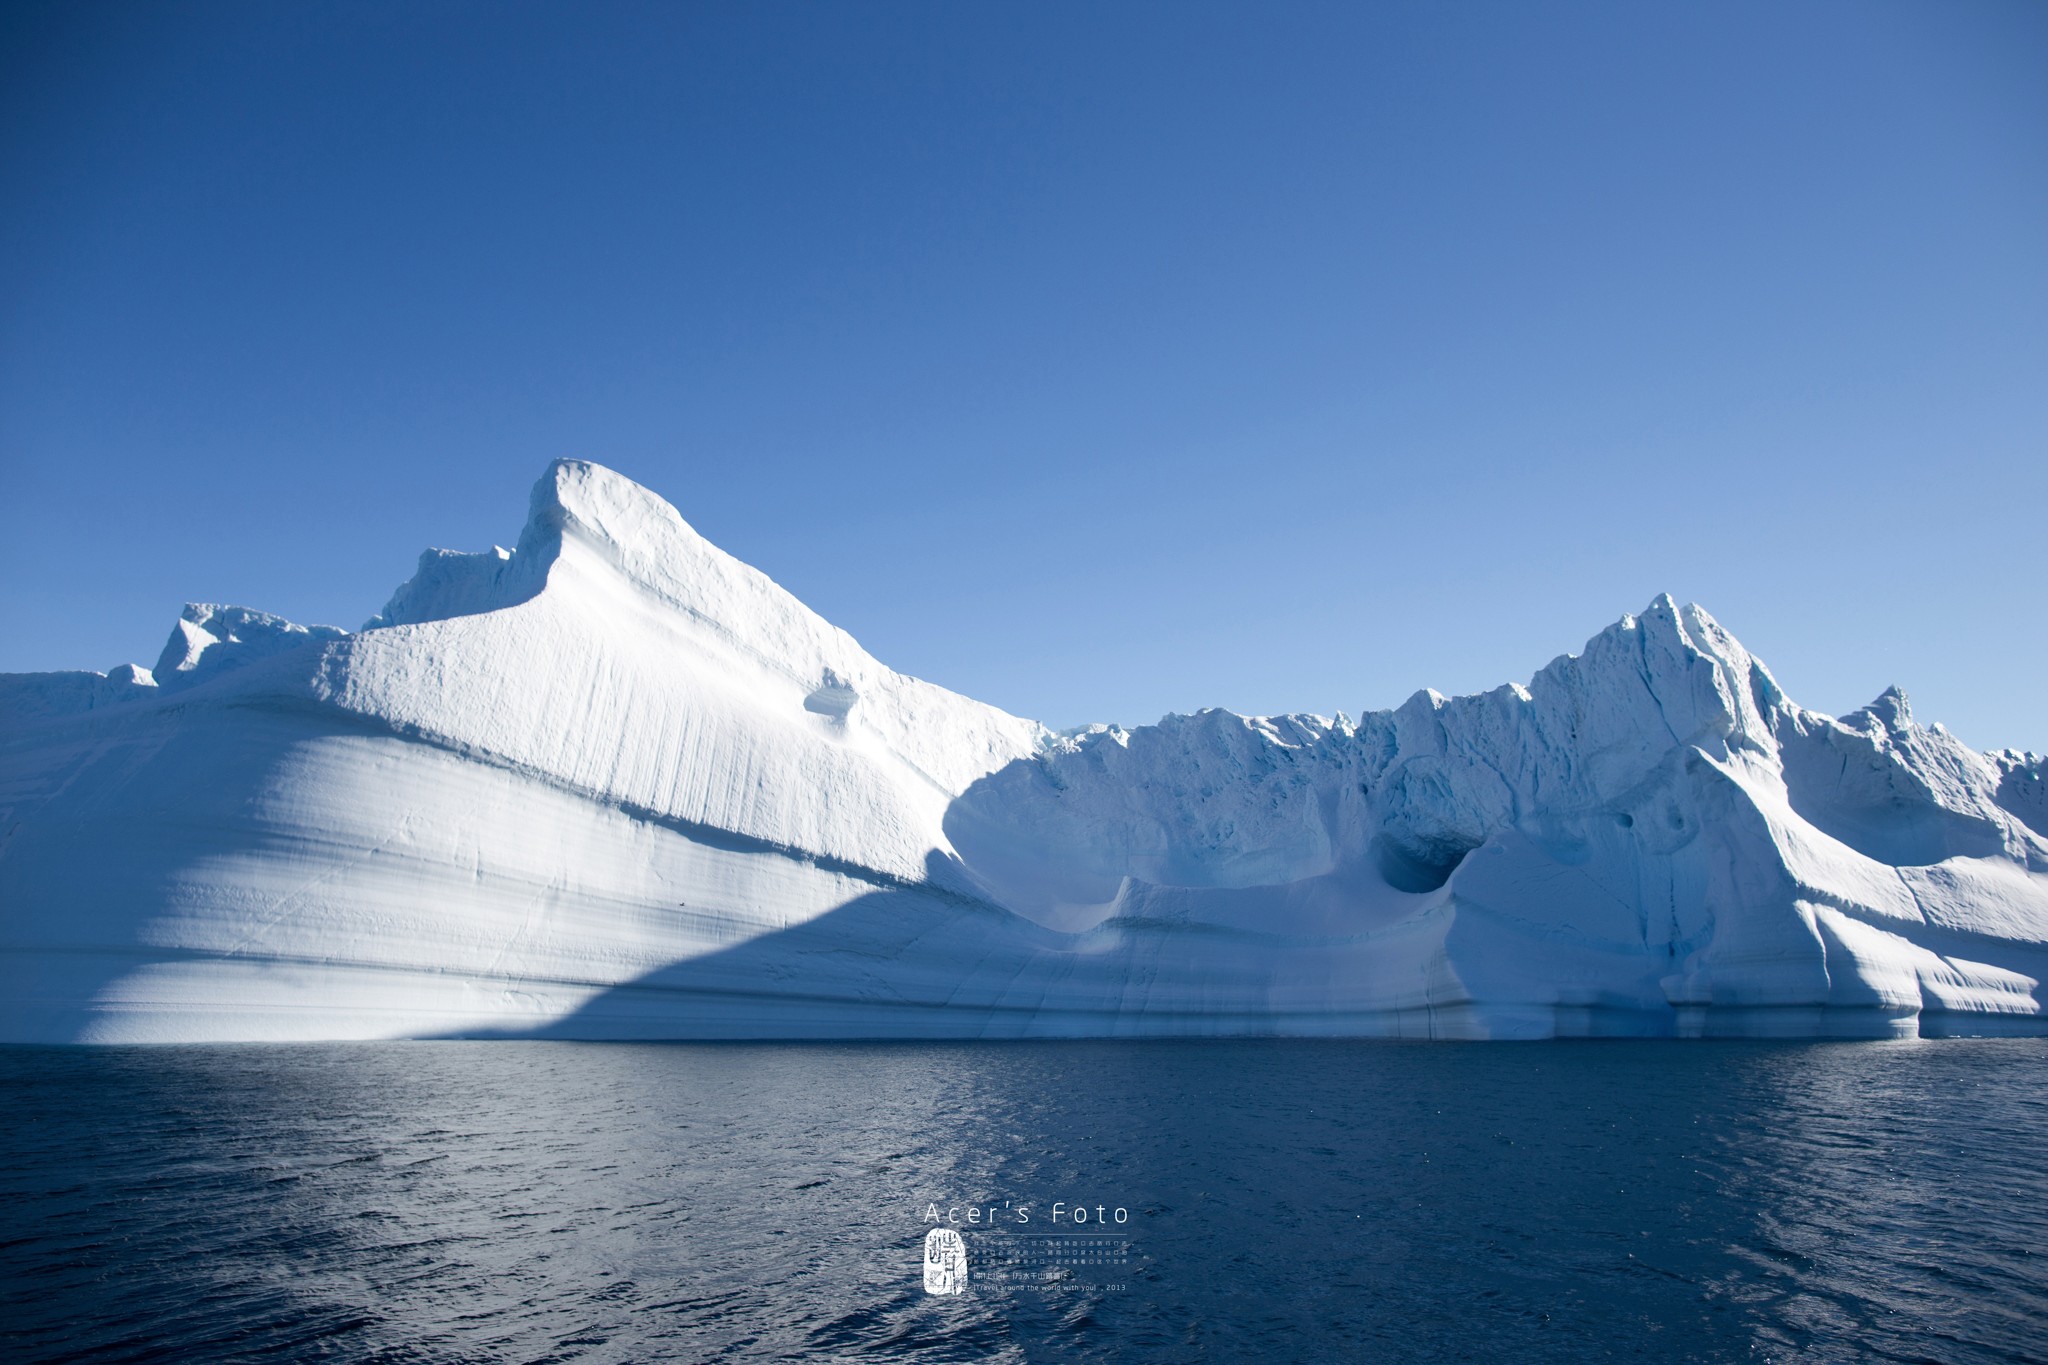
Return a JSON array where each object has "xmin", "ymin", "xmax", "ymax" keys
[{"xmin": 2, "ymin": 461, "xmax": 2042, "ymax": 1042}]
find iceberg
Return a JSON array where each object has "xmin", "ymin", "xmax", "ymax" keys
[{"xmin": 3, "ymin": 461, "xmax": 2043, "ymax": 1042}]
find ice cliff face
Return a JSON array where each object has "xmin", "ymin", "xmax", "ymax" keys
[{"xmin": 3, "ymin": 462, "xmax": 2044, "ymax": 1042}]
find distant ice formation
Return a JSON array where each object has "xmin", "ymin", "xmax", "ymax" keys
[{"xmin": 4, "ymin": 461, "xmax": 2044, "ymax": 1041}]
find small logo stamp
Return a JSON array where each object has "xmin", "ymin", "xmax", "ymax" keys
[{"xmin": 923, "ymin": 1227, "xmax": 968, "ymax": 1295}]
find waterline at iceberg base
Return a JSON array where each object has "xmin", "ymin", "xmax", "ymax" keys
[{"xmin": 3, "ymin": 461, "xmax": 2044, "ymax": 1043}]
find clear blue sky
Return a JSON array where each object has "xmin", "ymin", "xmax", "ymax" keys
[{"xmin": 4, "ymin": 0, "xmax": 2044, "ymax": 750}]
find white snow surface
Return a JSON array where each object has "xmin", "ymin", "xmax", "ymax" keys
[{"xmin": 3, "ymin": 460, "xmax": 2045, "ymax": 1042}]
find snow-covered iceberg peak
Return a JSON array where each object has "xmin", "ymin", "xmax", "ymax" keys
[
  {"xmin": 517, "ymin": 458, "xmax": 892, "ymax": 708},
  {"xmin": 943, "ymin": 589, "xmax": 2048, "ymax": 1038},
  {"xmin": 358, "ymin": 460, "xmax": 956, "ymax": 742},
  {"xmin": 292, "ymin": 460, "xmax": 1047, "ymax": 887},
  {"xmin": 2, "ymin": 459, "xmax": 2043, "ymax": 1044}
]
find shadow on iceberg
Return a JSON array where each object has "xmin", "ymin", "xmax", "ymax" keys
[
  {"xmin": 9, "ymin": 457, "xmax": 2048, "ymax": 1045},
  {"xmin": 1776, "ymin": 688, "xmax": 2016, "ymax": 869},
  {"xmin": 454, "ymin": 852, "xmax": 1521, "ymax": 1041},
  {"xmin": 466, "ymin": 683, "xmax": 2048, "ymax": 1044},
  {"xmin": 472, "ymin": 851, "xmax": 2048, "ymax": 1042}
]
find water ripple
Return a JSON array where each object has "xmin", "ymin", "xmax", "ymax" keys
[{"xmin": 1, "ymin": 1039, "xmax": 2044, "ymax": 1362}]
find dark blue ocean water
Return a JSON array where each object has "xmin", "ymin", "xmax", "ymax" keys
[{"xmin": 2, "ymin": 1039, "xmax": 2044, "ymax": 1363}]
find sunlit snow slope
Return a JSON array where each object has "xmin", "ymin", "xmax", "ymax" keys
[{"xmin": 4, "ymin": 461, "xmax": 2045, "ymax": 1041}]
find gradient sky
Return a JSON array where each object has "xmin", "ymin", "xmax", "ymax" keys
[{"xmin": 4, "ymin": 0, "xmax": 2044, "ymax": 750}]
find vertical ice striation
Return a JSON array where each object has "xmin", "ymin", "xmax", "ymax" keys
[{"xmin": 2, "ymin": 462, "xmax": 2043, "ymax": 1041}]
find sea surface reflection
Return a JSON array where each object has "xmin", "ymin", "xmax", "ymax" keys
[{"xmin": 3, "ymin": 1039, "xmax": 2044, "ymax": 1362}]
